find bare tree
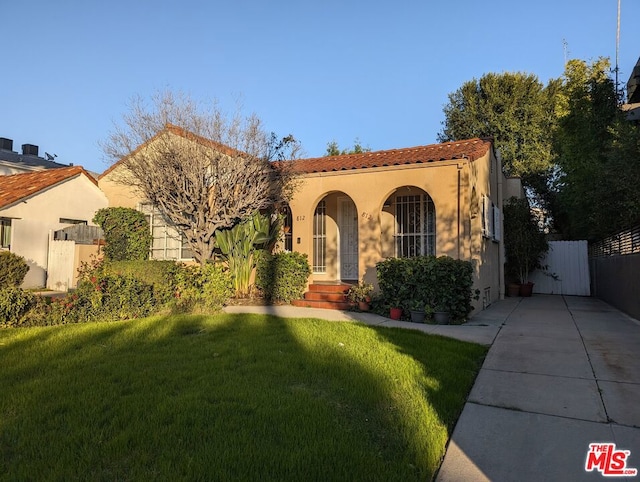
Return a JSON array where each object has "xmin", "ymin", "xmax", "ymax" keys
[{"xmin": 102, "ymin": 91, "xmax": 301, "ymax": 264}]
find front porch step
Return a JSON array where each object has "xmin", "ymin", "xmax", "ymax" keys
[
  {"xmin": 291, "ymin": 299, "xmax": 351, "ymax": 310},
  {"xmin": 293, "ymin": 282, "xmax": 353, "ymax": 310},
  {"xmin": 308, "ymin": 282, "xmax": 353, "ymax": 293},
  {"xmin": 304, "ymin": 291, "xmax": 348, "ymax": 302}
]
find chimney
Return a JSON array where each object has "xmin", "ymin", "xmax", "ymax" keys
[
  {"xmin": 0, "ymin": 138, "xmax": 13, "ymax": 151},
  {"xmin": 22, "ymin": 144, "xmax": 39, "ymax": 156}
]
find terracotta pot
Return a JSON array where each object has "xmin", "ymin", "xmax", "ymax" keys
[
  {"xmin": 358, "ymin": 301, "xmax": 370, "ymax": 311},
  {"xmin": 507, "ymin": 283, "xmax": 521, "ymax": 297},
  {"xmin": 519, "ymin": 282, "xmax": 534, "ymax": 297},
  {"xmin": 389, "ymin": 307, "xmax": 402, "ymax": 320}
]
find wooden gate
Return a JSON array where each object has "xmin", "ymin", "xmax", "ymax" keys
[
  {"xmin": 47, "ymin": 237, "xmax": 75, "ymax": 291},
  {"xmin": 530, "ymin": 240, "xmax": 590, "ymax": 296}
]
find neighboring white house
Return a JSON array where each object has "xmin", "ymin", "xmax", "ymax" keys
[{"xmin": 0, "ymin": 166, "xmax": 108, "ymax": 288}]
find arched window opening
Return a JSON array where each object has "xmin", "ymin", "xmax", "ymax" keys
[{"xmin": 394, "ymin": 193, "xmax": 435, "ymax": 257}]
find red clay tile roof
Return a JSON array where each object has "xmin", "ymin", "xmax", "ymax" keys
[
  {"xmin": 0, "ymin": 166, "xmax": 95, "ymax": 209},
  {"xmin": 100, "ymin": 123, "xmax": 492, "ymax": 178},
  {"xmin": 288, "ymin": 138, "xmax": 492, "ymax": 174}
]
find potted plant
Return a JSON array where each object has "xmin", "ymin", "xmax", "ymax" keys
[
  {"xmin": 503, "ymin": 197, "xmax": 549, "ymax": 297},
  {"xmin": 389, "ymin": 299, "xmax": 403, "ymax": 320},
  {"xmin": 433, "ymin": 304, "xmax": 450, "ymax": 325},
  {"xmin": 506, "ymin": 282, "xmax": 521, "ymax": 297},
  {"xmin": 408, "ymin": 300, "xmax": 426, "ymax": 323},
  {"xmin": 347, "ymin": 281, "xmax": 373, "ymax": 311}
]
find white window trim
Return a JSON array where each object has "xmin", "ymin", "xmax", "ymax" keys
[{"xmin": 139, "ymin": 203, "xmax": 194, "ymax": 261}]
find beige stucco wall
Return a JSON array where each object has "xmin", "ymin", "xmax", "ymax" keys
[
  {"xmin": 99, "ymin": 168, "xmax": 144, "ymax": 209},
  {"xmin": 0, "ymin": 175, "xmax": 108, "ymax": 288},
  {"xmin": 98, "ymin": 130, "xmax": 194, "ymax": 209},
  {"xmin": 467, "ymin": 148, "xmax": 505, "ymax": 308},
  {"xmin": 288, "ymin": 160, "xmax": 469, "ymax": 282}
]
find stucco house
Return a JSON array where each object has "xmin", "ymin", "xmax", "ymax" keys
[
  {"xmin": 0, "ymin": 166, "xmax": 108, "ymax": 288},
  {"xmin": 100, "ymin": 125, "xmax": 521, "ymax": 313}
]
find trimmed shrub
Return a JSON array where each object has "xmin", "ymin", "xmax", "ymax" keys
[
  {"xmin": 100, "ymin": 260, "xmax": 182, "ymax": 305},
  {"xmin": 93, "ymin": 207, "xmax": 151, "ymax": 261},
  {"xmin": 66, "ymin": 274, "xmax": 156, "ymax": 323},
  {"xmin": 255, "ymin": 251, "xmax": 311, "ymax": 303},
  {"xmin": 0, "ymin": 251, "xmax": 29, "ymax": 289},
  {"xmin": 0, "ymin": 287, "xmax": 35, "ymax": 327},
  {"xmin": 376, "ymin": 256, "xmax": 478, "ymax": 323},
  {"xmin": 174, "ymin": 263, "xmax": 233, "ymax": 313}
]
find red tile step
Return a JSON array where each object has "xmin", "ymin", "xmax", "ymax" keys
[
  {"xmin": 292, "ymin": 282, "xmax": 353, "ymax": 310},
  {"xmin": 291, "ymin": 299, "xmax": 351, "ymax": 310}
]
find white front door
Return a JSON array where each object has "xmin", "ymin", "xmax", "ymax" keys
[{"xmin": 339, "ymin": 197, "xmax": 358, "ymax": 280}]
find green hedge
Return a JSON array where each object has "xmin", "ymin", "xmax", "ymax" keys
[
  {"xmin": 376, "ymin": 256, "xmax": 478, "ymax": 323},
  {"xmin": 1, "ymin": 260, "xmax": 233, "ymax": 328},
  {"xmin": 255, "ymin": 251, "xmax": 310, "ymax": 303},
  {"xmin": 174, "ymin": 263, "xmax": 233, "ymax": 313},
  {"xmin": 0, "ymin": 251, "xmax": 29, "ymax": 289},
  {"xmin": 0, "ymin": 287, "xmax": 35, "ymax": 327},
  {"xmin": 93, "ymin": 207, "xmax": 151, "ymax": 261},
  {"xmin": 100, "ymin": 260, "xmax": 182, "ymax": 305}
]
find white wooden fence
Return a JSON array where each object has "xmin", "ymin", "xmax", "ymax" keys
[
  {"xmin": 530, "ymin": 240, "xmax": 590, "ymax": 296},
  {"xmin": 47, "ymin": 238, "xmax": 75, "ymax": 291}
]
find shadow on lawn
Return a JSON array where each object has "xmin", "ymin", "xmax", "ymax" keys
[{"xmin": 0, "ymin": 313, "xmax": 485, "ymax": 481}]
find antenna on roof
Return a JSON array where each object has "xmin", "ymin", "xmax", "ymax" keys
[{"xmin": 45, "ymin": 152, "xmax": 57, "ymax": 161}]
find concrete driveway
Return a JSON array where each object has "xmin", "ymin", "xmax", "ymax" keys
[{"xmin": 437, "ymin": 295, "xmax": 640, "ymax": 481}]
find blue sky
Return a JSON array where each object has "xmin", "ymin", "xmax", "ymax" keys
[{"xmin": 2, "ymin": 1, "xmax": 639, "ymax": 173}]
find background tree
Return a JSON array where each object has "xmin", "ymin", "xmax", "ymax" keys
[
  {"xmin": 548, "ymin": 58, "xmax": 640, "ymax": 240},
  {"xmin": 102, "ymin": 91, "xmax": 302, "ymax": 264},
  {"xmin": 503, "ymin": 197, "xmax": 549, "ymax": 284},
  {"xmin": 439, "ymin": 72, "xmax": 560, "ymax": 187},
  {"xmin": 93, "ymin": 207, "xmax": 151, "ymax": 261},
  {"xmin": 325, "ymin": 139, "xmax": 371, "ymax": 156}
]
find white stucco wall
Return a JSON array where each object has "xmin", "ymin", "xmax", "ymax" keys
[
  {"xmin": 0, "ymin": 162, "xmax": 42, "ymax": 176},
  {"xmin": 0, "ymin": 174, "xmax": 108, "ymax": 288}
]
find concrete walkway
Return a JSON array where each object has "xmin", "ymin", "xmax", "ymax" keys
[
  {"xmin": 437, "ymin": 295, "xmax": 640, "ymax": 481},
  {"xmin": 224, "ymin": 302, "xmax": 510, "ymax": 346}
]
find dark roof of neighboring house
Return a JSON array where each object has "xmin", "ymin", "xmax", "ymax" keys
[
  {"xmin": 0, "ymin": 149, "xmax": 69, "ymax": 170},
  {"xmin": 99, "ymin": 123, "xmax": 245, "ymax": 179},
  {"xmin": 288, "ymin": 138, "xmax": 492, "ymax": 174},
  {"xmin": 0, "ymin": 166, "xmax": 96, "ymax": 210}
]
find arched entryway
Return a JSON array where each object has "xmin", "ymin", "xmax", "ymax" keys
[{"xmin": 312, "ymin": 193, "xmax": 358, "ymax": 281}]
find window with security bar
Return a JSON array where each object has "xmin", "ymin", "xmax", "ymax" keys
[
  {"xmin": 313, "ymin": 201, "xmax": 326, "ymax": 272},
  {"xmin": 394, "ymin": 194, "xmax": 435, "ymax": 257}
]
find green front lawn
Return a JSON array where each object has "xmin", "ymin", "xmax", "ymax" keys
[{"xmin": 0, "ymin": 314, "xmax": 486, "ymax": 481}]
